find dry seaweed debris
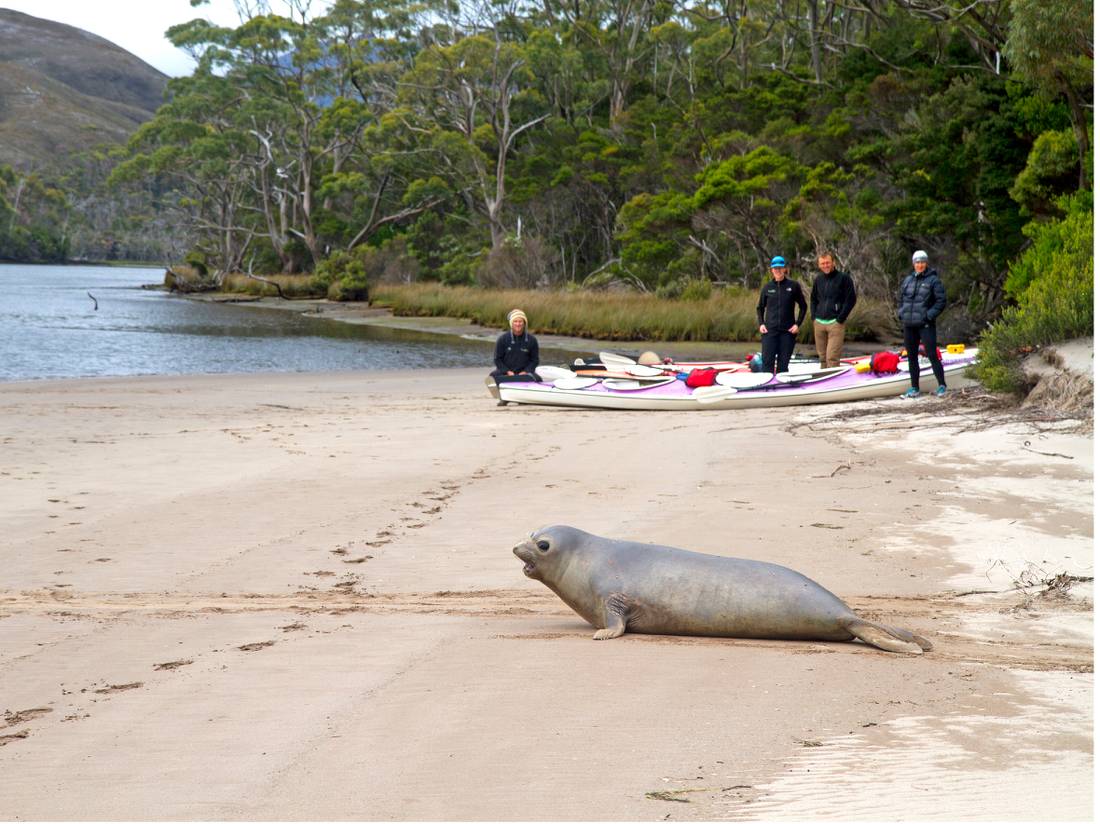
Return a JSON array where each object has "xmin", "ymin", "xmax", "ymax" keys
[{"xmin": 789, "ymin": 385, "xmax": 1091, "ymax": 436}]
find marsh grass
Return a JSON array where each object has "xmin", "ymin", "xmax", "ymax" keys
[
  {"xmin": 220, "ymin": 273, "xmax": 321, "ymax": 298},
  {"xmin": 371, "ymin": 283, "xmax": 894, "ymax": 342}
]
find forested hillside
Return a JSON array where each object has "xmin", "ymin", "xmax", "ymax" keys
[
  {"xmin": 109, "ymin": 0, "xmax": 1090, "ymax": 336},
  {"xmin": 0, "ymin": 10, "xmax": 179, "ymax": 263}
]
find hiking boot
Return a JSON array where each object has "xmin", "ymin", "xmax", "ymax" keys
[
  {"xmin": 935, "ymin": 385, "xmax": 947, "ymax": 397},
  {"xmin": 900, "ymin": 387, "xmax": 921, "ymax": 399}
]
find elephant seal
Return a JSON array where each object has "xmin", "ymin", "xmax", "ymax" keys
[{"xmin": 513, "ymin": 525, "xmax": 932, "ymax": 654}]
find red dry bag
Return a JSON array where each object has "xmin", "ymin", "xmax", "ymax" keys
[
  {"xmin": 869, "ymin": 351, "xmax": 901, "ymax": 374},
  {"xmin": 684, "ymin": 367, "xmax": 719, "ymax": 387}
]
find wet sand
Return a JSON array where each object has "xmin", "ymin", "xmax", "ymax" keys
[{"xmin": 0, "ymin": 369, "xmax": 1092, "ymax": 820}]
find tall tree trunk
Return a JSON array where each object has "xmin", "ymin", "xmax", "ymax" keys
[
  {"xmin": 1057, "ymin": 72, "xmax": 1091, "ymax": 190},
  {"xmin": 808, "ymin": 0, "xmax": 822, "ymax": 83}
]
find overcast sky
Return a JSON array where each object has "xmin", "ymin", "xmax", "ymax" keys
[{"xmin": 1, "ymin": 1, "xmax": 332, "ymax": 77}]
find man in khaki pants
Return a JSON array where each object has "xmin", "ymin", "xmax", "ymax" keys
[{"xmin": 810, "ymin": 253, "xmax": 857, "ymax": 368}]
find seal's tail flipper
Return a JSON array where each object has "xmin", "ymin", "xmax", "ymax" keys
[{"xmin": 845, "ymin": 618, "xmax": 933, "ymax": 655}]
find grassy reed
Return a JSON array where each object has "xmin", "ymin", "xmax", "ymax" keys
[
  {"xmin": 219, "ymin": 273, "xmax": 321, "ymax": 298},
  {"xmin": 370, "ymin": 283, "xmax": 894, "ymax": 342}
]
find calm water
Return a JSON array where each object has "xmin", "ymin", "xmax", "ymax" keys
[{"xmin": 0, "ymin": 264, "xmax": 497, "ymax": 381}]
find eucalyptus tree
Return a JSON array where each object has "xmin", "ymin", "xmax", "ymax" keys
[
  {"xmin": 1003, "ymin": 0, "xmax": 1093, "ymax": 189},
  {"xmin": 313, "ymin": 0, "xmax": 452, "ymax": 252},
  {"xmin": 111, "ymin": 70, "xmax": 258, "ymax": 275},
  {"xmin": 531, "ymin": 0, "xmax": 659, "ymax": 125},
  {"xmin": 399, "ymin": 28, "xmax": 550, "ymax": 250}
]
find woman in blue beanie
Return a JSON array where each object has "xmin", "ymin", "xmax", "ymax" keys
[{"xmin": 755, "ymin": 255, "xmax": 807, "ymax": 374}]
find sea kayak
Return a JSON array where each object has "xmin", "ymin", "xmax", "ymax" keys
[{"xmin": 491, "ymin": 348, "xmax": 978, "ymax": 410}]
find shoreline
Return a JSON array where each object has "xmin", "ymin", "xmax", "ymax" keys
[{"xmin": 0, "ymin": 367, "xmax": 1091, "ymax": 819}]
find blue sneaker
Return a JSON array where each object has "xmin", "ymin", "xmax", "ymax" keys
[
  {"xmin": 935, "ymin": 385, "xmax": 947, "ymax": 397},
  {"xmin": 900, "ymin": 387, "xmax": 921, "ymax": 399}
]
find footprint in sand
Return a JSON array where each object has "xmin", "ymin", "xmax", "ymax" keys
[
  {"xmin": 3, "ymin": 707, "xmax": 53, "ymax": 727},
  {"xmin": 237, "ymin": 641, "xmax": 275, "ymax": 652},
  {"xmin": 91, "ymin": 682, "xmax": 143, "ymax": 694},
  {"xmin": 154, "ymin": 660, "xmax": 193, "ymax": 671}
]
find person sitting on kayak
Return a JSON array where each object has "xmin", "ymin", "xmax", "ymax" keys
[
  {"xmin": 756, "ymin": 256, "xmax": 807, "ymax": 374},
  {"xmin": 491, "ymin": 309, "xmax": 540, "ymax": 389}
]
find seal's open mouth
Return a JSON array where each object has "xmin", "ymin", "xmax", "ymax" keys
[{"xmin": 513, "ymin": 544, "xmax": 538, "ymax": 577}]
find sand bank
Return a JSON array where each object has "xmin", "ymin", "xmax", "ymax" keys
[{"xmin": 0, "ymin": 369, "xmax": 1091, "ymax": 820}]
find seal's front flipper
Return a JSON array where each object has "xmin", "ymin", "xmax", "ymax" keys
[
  {"xmin": 593, "ymin": 593, "xmax": 630, "ymax": 640},
  {"xmin": 847, "ymin": 618, "xmax": 932, "ymax": 655}
]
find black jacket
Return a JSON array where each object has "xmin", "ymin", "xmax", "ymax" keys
[
  {"xmin": 897, "ymin": 269, "xmax": 947, "ymax": 327},
  {"xmin": 494, "ymin": 330, "xmax": 539, "ymax": 374},
  {"xmin": 811, "ymin": 270, "xmax": 857, "ymax": 323},
  {"xmin": 756, "ymin": 278, "xmax": 807, "ymax": 332}
]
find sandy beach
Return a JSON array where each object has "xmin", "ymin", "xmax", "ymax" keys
[{"xmin": 0, "ymin": 367, "xmax": 1092, "ymax": 820}]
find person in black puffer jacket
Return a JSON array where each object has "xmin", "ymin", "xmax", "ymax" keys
[
  {"xmin": 756, "ymin": 255, "xmax": 808, "ymax": 374},
  {"xmin": 897, "ymin": 250, "xmax": 947, "ymax": 398}
]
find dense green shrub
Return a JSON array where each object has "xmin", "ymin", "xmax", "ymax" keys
[
  {"xmin": 679, "ymin": 279, "xmax": 713, "ymax": 301},
  {"xmin": 976, "ymin": 192, "xmax": 1093, "ymax": 393}
]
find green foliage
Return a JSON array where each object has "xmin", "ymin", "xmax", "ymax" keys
[
  {"xmin": 1010, "ymin": 129, "xmax": 1081, "ymax": 217},
  {"xmin": 307, "ymin": 236, "xmax": 422, "ymax": 300},
  {"xmin": 1004, "ymin": 0, "xmax": 1092, "ymax": 93},
  {"xmin": 0, "ymin": 165, "xmax": 72, "ymax": 262},
  {"xmin": 1003, "ymin": 191, "xmax": 1093, "ymax": 298},
  {"xmin": 692, "ymin": 146, "xmax": 801, "ymax": 211},
  {"xmin": 617, "ymin": 191, "xmax": 694, "ymax": 287},
  {"xmin": 976, "ymin": 192, "xmax": 1093, "ymax": 392}
]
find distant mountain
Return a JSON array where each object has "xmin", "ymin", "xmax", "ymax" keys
[{"xmin": 0, "ymin": 9, "xmax": 168, "ymax": 170}]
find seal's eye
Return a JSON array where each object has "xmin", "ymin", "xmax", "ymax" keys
[{"xmin": 536, "ymin": 540, "xmax": 550, "ymax": 552}]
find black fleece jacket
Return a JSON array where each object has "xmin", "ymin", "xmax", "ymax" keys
[
  {"xmin": 494, "ymin": 331, "xmax": 539, "ymax": 374},
  {"xmin": 811, "ymin": 270, "xmax": 858, "ymax": 323},
  {"xmin": 756, "ymin": 277, "xmax": 807, "ymax": 332}
]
